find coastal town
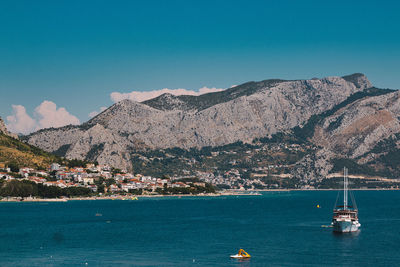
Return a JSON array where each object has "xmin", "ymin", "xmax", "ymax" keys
[
  {"xmin": 2, "ymin": 136, "xmax": 400, "ymax": 200},
  {"xmin": 0, "ymin": 142, "xmax": 304, "ymax": 199},
  {"xmin": 0, "ymin": 142, "xmax": 308, "ymax": 198},
  {"xmin": 0, "ymin": 156, "xmax": 290, "ymax": 198},
  {"xmin": 0, "ymin": 160, "xmax": 291, "ymax": 198},
  {"xmin": 0, "ymin": 161, "xmax": 222, "ymax": 198},
  {"xmin": 2, "ymin": 150, "xmax": 399, "ymax": 201}
]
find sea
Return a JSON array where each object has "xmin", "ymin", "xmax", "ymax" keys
[{"xmin": 0, "ymin": 190, "xmax": 399, "ymax": 266}]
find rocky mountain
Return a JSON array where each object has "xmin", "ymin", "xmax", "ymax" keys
[
  {"xmin": 25, "ymin": 74, "xmax": 373, "ymax": 171},
  {"xmin": 0, "ymin": 117, "xmax": 18, "ymax": 139},
  {"xmin": 314, "ymin": 90, "xmax": 400, "ymax": 159},
  {"xmin": 311, "ymin": 89, "xmax": 400, "ymax": 177},
  {"xmin": 289, "ymin": 86, "xmax": 400, "ymax": 181}
]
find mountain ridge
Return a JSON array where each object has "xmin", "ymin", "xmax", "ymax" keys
[
  {"xmin": 25, "ymin": 73, "xmax": 374, "ymax": 172},
  {"xmin": 141, "ymin": 78, "xmax": 286, "ymax": 111}
]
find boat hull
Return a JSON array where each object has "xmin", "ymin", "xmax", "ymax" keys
[
  {"xmin": 230, "ymin": 255, "xmax": 250, "ymax": 259},
  {"xmin": 332, "ymin": 220, "xmax": 360, "ymax": 233}
]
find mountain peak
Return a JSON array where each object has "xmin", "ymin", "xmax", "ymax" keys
[
  {"xmin": 142, "ymin": 78, "xmax": 286, "ymax": 111},
  {"xmin": 118, "ymin": 98, "xmax": 137, "ymax": 105},
  {"xmin": 342, "ymin": 73, "xmax": 372, "ymax": 89},
  {"xmin": 141, "ymin": 74, "xmax": 373, "ymax": 113},
  {"xmin": 142, "ymin": 93, "xmax": 192, "ymax": 111}
]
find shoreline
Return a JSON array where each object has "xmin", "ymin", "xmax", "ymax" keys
[
  {"xmin": 253, "ymin": 188, "xmax": 400, "ymax": 192},
  {"xmin": 0, "ymin": 188, "xmax": 398, "ymax": 202},
  {"xmin": 0, "ymin": 191, "xmax": 256, "ymax": 202}
]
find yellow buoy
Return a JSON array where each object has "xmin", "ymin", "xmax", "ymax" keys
[{"xmin": 317, "ymin": 204, "xmax": 320, "ymax": 208}]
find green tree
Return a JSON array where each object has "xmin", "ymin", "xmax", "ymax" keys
[
  {"xmin": 8, "ymin": 162, "xmax": 20, "ymax": 173},
  {"xmin": 97, "ymin": 184, "xmax": 105, "ymax": 194}
]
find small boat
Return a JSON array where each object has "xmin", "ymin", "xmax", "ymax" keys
[
  {"xmin": 331, "ymin": 167, "xmax": 361, "ymax": 233},
  {"xmin": 230, "ymin": 249, "xmax": 251, "ymax": 259}
]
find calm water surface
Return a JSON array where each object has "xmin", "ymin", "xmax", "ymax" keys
[{"xmin": 0, "ymin": 191, "xmax": 399, "ymax": 266}]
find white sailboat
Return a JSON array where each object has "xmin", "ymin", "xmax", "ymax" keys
[{"xmin": 331, "ymin": 167, "xmax": 361, "ymax": 233}]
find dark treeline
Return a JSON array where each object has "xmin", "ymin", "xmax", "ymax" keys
[
  {"xmin": 0, "ymin": 179, "xmax": 92, "ymax": 198},
  {"xmin": 155, "ymin": 183, "xmax": 216, "ymax": 195}
]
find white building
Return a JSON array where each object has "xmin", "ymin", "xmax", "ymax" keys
[{"xmin": 50, "ymin": 163, "xmax": 61, "ymax": 171}]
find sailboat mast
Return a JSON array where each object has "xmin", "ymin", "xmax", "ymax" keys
[{"xmin": 343, "ymin": 167, "xmax": 348, "ymax": 210}]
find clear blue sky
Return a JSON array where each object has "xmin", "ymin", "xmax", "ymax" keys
[{"xmin": 1, "ymin": 0, "xmax": 399, "ymax": 123}]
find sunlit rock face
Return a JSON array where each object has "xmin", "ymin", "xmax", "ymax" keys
[{"xmin": 26, "ymin": 74, "xmax": 372, "ymax": 169}]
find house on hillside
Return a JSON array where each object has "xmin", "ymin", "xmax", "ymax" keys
[{"xmin": 50, "ymin": 163, "xmax": 60, "ymax": 171}]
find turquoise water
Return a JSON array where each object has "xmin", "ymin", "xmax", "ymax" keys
[{"xmin": 0, "ymin": 191, "xmax": 399, "ymax": 266}]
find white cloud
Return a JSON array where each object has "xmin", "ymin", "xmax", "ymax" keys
[
  {"xmin": 34, "ymin": 101, "xmax": 80, "ymax": 129},
  {"xmin": 6, "ymin": 101, "xmax": 80, "ymax": 135},
  {"xmin": 6, "ymin": 105, "xmax": 36, "ymax": 135},
  {"xmin": 88, "ymin": 106, "xmax": 107, "ymax": 118},
  {"xmin": 110, "ymin": 86, "xmax": 225, "ymax": 103}
]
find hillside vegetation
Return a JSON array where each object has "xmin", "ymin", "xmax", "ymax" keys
[{"xmin": 0, "ymin": 133, "xmax": 61, "ymax": 170}]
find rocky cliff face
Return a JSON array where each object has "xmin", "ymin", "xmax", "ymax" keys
[
  {"xmin": 291, "ymin": 89, "xmax": 400, "ymax": 181},
  {"xmin": 0, "ymin": 117, "xmax": 18, "ymax": 139},
  {"xmin": 314, "ymin": 91, "xmax": 400, "ymax": 159},
  {"xmin": 26, "ymin": 74, "xmax": 372, "ymax": 170}
]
